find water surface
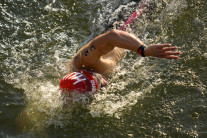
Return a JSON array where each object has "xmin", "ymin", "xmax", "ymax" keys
[{"xmin": 0, "ymin": 0, "xmax": 207, "ymax": 137}]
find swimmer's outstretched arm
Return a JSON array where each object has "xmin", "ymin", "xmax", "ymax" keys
[{"xmin": 72, "ymin": 29, "xmax": 180, "ymax": 73}]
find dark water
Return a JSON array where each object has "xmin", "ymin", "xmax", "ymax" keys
[{"xmin": 0, "ymin": 0, "xmax": 207, "ymax": 137}]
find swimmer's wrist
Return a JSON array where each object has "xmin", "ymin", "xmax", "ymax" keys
[{"xmin": 137, "ymin": 45, "xmax": 146, "ymax": 57}]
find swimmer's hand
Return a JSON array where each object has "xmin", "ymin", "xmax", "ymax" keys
[{"xmin": 144, "ymin": 44, "xmax": 180, "ymax": 59}]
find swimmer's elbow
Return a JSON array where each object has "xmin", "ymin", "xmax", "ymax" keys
[
  {"xmin": 107, "ymin": 29, "xmax": 119, "ymax": 38},
  {"xmin": 107, "ymin": 29, "xmax": 120, "ymax": 45}
]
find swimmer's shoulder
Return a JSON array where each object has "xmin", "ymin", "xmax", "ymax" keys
[
  {"xmin": 70, "ymin": 53, "xmax": 81, "ymax": 71},
  {"xmin": 70, "ymin": 52, "xmax": 92, "ymax": 71}
]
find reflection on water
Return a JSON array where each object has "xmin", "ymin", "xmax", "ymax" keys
[{"xmin": 0, "ymin": 0, "xmax": 207, "ymax": 137}]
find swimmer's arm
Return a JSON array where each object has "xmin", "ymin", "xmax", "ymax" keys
[{"xmin": 73, "ymin": 29, "xmax": 180, "ymax": 70}]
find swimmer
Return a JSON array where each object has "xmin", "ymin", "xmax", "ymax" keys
[{"xmin": 59, "ymin": 29, "xmax": 180, "ymax": 97}]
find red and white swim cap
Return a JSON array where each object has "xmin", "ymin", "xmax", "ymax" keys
[{"xmin": 59, "ymin": 70, "xmax": 98, "ymax": 96}]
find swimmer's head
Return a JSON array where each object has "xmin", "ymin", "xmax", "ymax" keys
[{"xmin": 59, "ymin": 70, "xmax": 107, "ymax": 97}]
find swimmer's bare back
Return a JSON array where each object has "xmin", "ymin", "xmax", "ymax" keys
[{"xmin": 71, "ymin": 29, "xmax": 180, "ymax": 75}]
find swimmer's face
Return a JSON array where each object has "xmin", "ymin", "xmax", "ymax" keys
[{"xmin": 92, "ymin": 73, "xmax": 108, "ymax": 90}]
